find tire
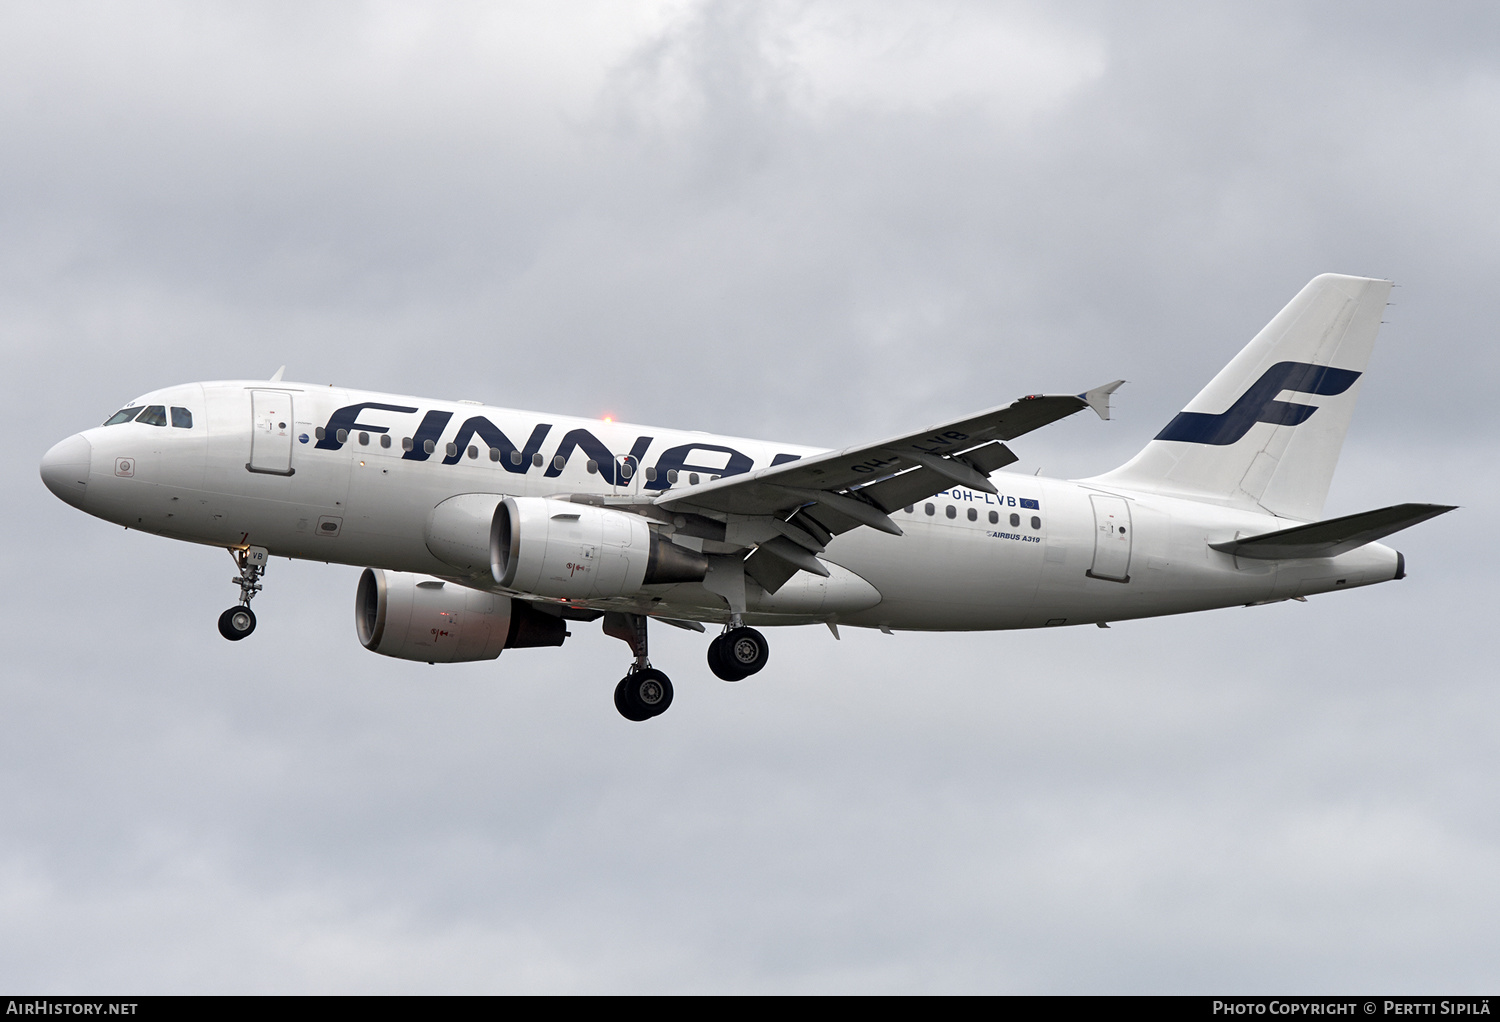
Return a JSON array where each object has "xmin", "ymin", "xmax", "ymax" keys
[
  {"xmin": 617, "ymin": 670, "xmax": 672, "ymax": 720},
  {"xmin": 707, "ymin": 635, "xmax": 749, "ymax": 682},
  {"xmin": 614, "ymin": 678, "xmax": 649, "ymax": 721},
  {"xmin": 628, "ymin": 668, "xmax": 674, "ymax": 716},
  {"xmin": 724, "ymin": 626, "xmax": 769, "ymax": 677},
  {"xmin": 218, "ymin": 605, "xmax": 257, "ymax": 641}
]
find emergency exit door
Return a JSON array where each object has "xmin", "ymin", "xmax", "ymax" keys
[
  {"xmin": 248, "ymin": 390, "xmax": 295, "ymax": 475},
  {"xmin": 1087, "ymin": 494, "xmax": 1132, "ymax": 582}
]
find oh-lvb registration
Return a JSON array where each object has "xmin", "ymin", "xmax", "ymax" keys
[{"xmin": 41, "ymin": 275, "xmax": 1452, "ymax": 720}]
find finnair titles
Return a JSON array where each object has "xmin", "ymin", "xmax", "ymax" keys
[{"xmin": 41, "ymin": 275, "xmax": 1453, "ymax": 720}]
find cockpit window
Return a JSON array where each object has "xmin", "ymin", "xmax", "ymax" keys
[
  {"xmin": 104, "ymin": 407, "xmax": 144, "ymax": 426},
  {"xmin": 135, "ymin": 405, "xmax": 168, "ymax": 426},
  {"xmin": 170, "ymin": 407, "xmax": 193, "ymax": 428}
]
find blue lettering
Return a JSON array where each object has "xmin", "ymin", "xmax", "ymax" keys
[
  {"xmin": 646, "ymin": 443, "xmax": 754, "ymax": 490},
  {"xmin": 316, "ymin": 402, "xmax": 417, "ymax": 451},
  {"xmin": 545, "ymin": 430, "xmax": 652, "ymax": 485},
  {"xmin": 441, "ymin": 418, "xmax": 552, "ymax": 472},
  {"xmin": 402, "ymin": 410, "xmax": 454, "ymax": 461},
  {"xmin": 1156, "ymin": 361, "xmax": 1362, "ymax": 446}
]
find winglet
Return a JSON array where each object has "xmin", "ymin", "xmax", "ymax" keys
[
  {"xmin": 270, "ymin": 365, "xmax": 286, "ymax": 382},
  {"xmin": 1080, "ymin": 380, "xmax": 1125, "ymax": 420}
]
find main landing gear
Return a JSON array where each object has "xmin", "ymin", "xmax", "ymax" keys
[
  {"xmin": 218, "ymin": 546, "xmax": 268, "ymax": 642},
  {"xmin": 600, "ymin": 613, "xmax": 773, "ymax": 720},
  {"xmin": 603, "ymin": 612, "xmax": 674, "ymax": 721},
  {"xmin": 707, "ymin": 623, "xmax": 770, "ymax": 682}
]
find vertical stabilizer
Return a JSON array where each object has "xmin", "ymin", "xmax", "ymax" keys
[{"xmin": 1090, "ymin": 274, "xmax": 1392, "ymax": 520}]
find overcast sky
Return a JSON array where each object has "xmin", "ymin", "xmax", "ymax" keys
[{"xmin": 4, "ymin": 0, "xmax": 1496, "ymax": 993}]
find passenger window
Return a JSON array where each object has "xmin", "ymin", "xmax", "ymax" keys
[
  {"xmin": 170, "ymin": 407, "xmax": 193, "ymax": 428},
  {"xmin": 445, "ymin": 443, "xmax": 458, "ymax": 458},
  {"xmin": 924, "ymin": 503, "xmax": 934, "ymax": 516},
  {"xmin": 336, "ymin": 429, "xmax": 348, "ymax": 443},
  {"xmin": 358, "ymin": 432, "xmax": 369, "ymax": 445},
  {"xmin": 492, "ymin": 448, "xmax": 503, "ymax": 463},
  {"xmin": 586, "ymin": 460, "xmax": 598, "ymax": 474},
  {"xmin": 689, "ymin": 473, "xmax": 700, "ymax": 485},
  {"xmin": 135, "ymin": 405, "xmax": 167, "ymax": 426},
  {"xmin": 532, "ymin": 453, "xmax": 544, "ymax": 467},
  {"xmin": 105, "ymin": 407, "xmax": 143, "ymax": 426},
  {"xmin": 989, "ymin": 511, "xmax": 998, "ymax": 524},
  {"xmin": 905, "ymin": 506, "xmax": 914, "ymax": 514},
  {"xmin": 667, "ymin": 469, "xmax": 679, "ymax": 484},
  {"xmin": 1010, "ymin": 513, "xmax": 1020, "ymax": 527},
  {"xmin": 645, "ymin": 466, "xmax": 658, "ymax": 482},
  {"xmin": 1031, "ymin": 516, "xmax": 1042, "ymax": 530},
  {"xmin": 468, "ymin": 446, "xmax": 478, "ymax": 460},
  {"xmin": 380, "ymin": 435, "xmax": 392, "ymax": 449},
  {"xmin": 967, "ymin": 507, "xmax": 977, "ymax": 522},
  {"xmin": 402, "ymin": 437, "xmax": 414, "ymax": 451},
  {"xmin": 945, "ymin": 505, "xmax": 956, "ymax": 519},
  {"xmin": 552, "ymin": 454, "xmax": 565, "ymax": 470}
]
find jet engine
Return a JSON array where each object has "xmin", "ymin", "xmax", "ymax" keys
[
  {"xmin": 355, "ymin": 568, "xmax": 565, "ymax": 663},
  {"xmin": 424, "ymin": 493, "xmax": 708, "ymax": 600},
  {"xmin": 492, "ymin": 496, "xmax": 709, "ymax": 599}
]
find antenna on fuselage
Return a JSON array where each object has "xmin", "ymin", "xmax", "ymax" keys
[{"xmin": 269, "ymin": 366, "xmax": 286, "ymax": 382}]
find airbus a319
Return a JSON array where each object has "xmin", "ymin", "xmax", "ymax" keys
[{"xmin": 40, "ymin": 274, "xmax": 1452, "ymax": 720}]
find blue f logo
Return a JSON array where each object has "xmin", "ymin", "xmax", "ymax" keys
[{"xmin": 1155, "ymin": 361, "xmax": 1362, "ymax": 446}]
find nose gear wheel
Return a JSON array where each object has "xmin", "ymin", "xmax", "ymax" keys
[{"xmin": 217, "ymin": 605, "xmax": 257, "ymax": 640}]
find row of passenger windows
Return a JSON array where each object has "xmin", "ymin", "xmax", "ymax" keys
[
  {"xmin": 315, "ymin": 427, "xmax": 715, "ymax": 484},
  {"xmin": 104, "ymin": 405, "xmax": 193, "ymax": 428},
  {"xmin": 903, "ymin": 503, "xmax": 1043, "ymax": 530}
]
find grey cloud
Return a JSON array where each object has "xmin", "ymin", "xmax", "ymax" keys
[{"xmin": 3, "ymin": 0, "xmax": 1495, "ymax": 993}]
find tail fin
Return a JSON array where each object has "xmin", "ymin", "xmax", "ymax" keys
[{"xmin": 1090, "ymin": 273, "xmax": 1393, "ymax": 521}]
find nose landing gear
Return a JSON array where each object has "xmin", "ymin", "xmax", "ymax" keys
[{"xmin": 218, "ymin": 546, "xmax": 268, "ymax": 641}]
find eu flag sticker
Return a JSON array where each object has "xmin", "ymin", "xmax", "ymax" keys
[{"xmin": 1020, "ymin": 498, "xmax": 1040, "ymax": 509}]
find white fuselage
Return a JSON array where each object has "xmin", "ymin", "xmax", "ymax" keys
[{"xmin": 48, "ymin": 379, "xmax": 1402, "ymax": 631}]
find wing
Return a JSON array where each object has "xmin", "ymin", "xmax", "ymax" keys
[{"xmin": 655, "ymin": 381, "xmax": 1123, "ymax": 592}]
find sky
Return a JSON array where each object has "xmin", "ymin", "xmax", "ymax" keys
[{"xmin": 4, "ymin": 0, "xmax": 1496, "ymax": 993}]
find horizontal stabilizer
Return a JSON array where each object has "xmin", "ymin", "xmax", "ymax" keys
[{"xmin": 1209, "ymin": 503, "xmax": 1455, "ymax": 560}]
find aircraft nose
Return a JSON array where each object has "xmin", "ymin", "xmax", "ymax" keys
[{"xmin": 40, "ymin": 433, "xmax": 92, "ymax": 509}]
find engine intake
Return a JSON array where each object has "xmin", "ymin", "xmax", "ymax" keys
[{"xmin": 356, "ymin": 568, "xmax": 565, "ymax": 663}]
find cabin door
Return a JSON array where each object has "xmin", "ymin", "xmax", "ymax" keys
[
  {"xmin": 1087, "ymin": 494, "xmax": 1132, "ymax": 582},
  {"xmin": 248, "ymin": 390, "xmax": 295, "ymax": 475}
]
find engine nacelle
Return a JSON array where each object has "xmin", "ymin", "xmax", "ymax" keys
[
  {"xmin": 355, "ymin": 568, "xmax": 566, "ymax": 663},
  {"xmin": 492, "ymin": 496, "xmax": 708, "ymax": 599}
]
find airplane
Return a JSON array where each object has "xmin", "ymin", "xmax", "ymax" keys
[{"xmin": 39, "ymin": 273, "xmax": 1453, "ymax": 721}]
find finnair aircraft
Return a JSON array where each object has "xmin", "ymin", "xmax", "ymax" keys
[{"xmin": 41, "ymin": 274, "xmax": 1451, "ymax": 720}]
